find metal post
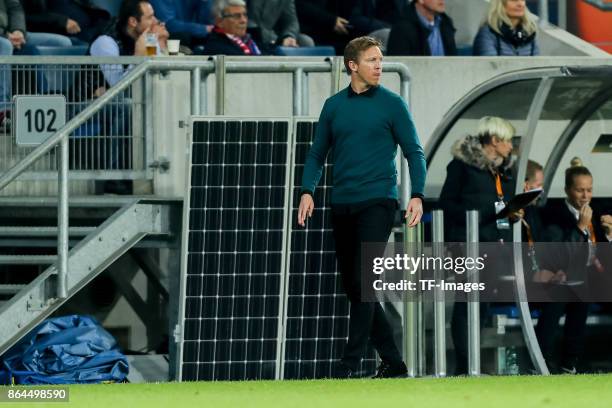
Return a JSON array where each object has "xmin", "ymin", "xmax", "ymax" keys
[
  {"xmin": 432, "ymin": 210, "xmax": 446, "ymax": 377},
  {"xmin": 403, "ymin": 222, "xmax": 421, "ymax": 377},
  {"xmin": 200, "ymin": 73, "xmax": 208, "ymax": 115},
  {"xmin": 538, "ymin": 0, "xmax": 549, "ymax": 27},
  {"xmin": 558, "ymin": 0, "xmax": 567, "ymax": 29},
  {"xmin": 57, "ymin": 136, "xmax": 69, "ymax": 299},
  {"xmin": 293, "ymin": 68, "xmax": 303, "ymax": 116},
  {"xmin": 302, "ymin": 72, "xmax": 309, "ymax": 116},
  {"xmin": 215, "ymin": 55, "xmax": 225, "ymax": 115},
  {"xmin": 466, "ymin": 210, "xmax": 480, "ymax": 376},
  {"xmin": 330, "ymin": 57, "xmax": 343, "ymax": 95},
  {"xmin": 191, "ymin": 67, "xmax": 201, "ymax": 116}
]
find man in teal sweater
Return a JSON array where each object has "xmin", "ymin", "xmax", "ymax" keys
[{"xmin": 297, "ymin": 36, "xmax": 427, "ymax": 378}]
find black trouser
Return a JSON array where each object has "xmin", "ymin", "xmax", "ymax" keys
[
  {"xmin": 535, "ymin": 301, "xmax": 589, "ymax": 365},
  {"xmin": 331, "ymin": 200, "xmax": 403, "ymax": 370}
]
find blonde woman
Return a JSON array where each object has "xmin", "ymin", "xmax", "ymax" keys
[{"xmin": 473, "ymin": 0, "xmax": 539, "ymax": 56}]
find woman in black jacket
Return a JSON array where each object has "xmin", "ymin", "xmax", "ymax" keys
[
  {"xmin": 535, "ymin": 158, "xmax": 612, "ymax": 374},
  {"xmin": 438, "ymin": 116, "xmax": 519, "ymax": 375}
]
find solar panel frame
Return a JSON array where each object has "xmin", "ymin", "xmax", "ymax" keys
[{"xmin": 178, "ymin": 117, "xmax": 294, "ymax": 381}]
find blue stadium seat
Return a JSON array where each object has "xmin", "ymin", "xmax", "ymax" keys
[
  {"xmin": 89, "ymin": 0, "xmax": 122, "ymax": 16},
  {"xmin": 456, "ymin": 44, "xmax": 474, "ymax": 56},
  {"xmin": 35, "ymin": 45, "xmax": 89, "ymax": 56},
  {"xmin": 275, "ymin": 46, "xmax": 336, "ymax": 56}
]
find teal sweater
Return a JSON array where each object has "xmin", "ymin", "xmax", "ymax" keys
[{"xmin": 301, "ymin": 85, "xmax": 427, "ymax": 204}]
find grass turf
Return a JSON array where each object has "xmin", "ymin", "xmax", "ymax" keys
[{"xmin": 3, "ymin": 374, "xmax": 612, "ymax": 407}]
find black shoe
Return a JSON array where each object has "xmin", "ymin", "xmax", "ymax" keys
[
  {"xmin": 559, "ymin": 357, "xmax": 579, "ymax": 375},
  {"xmin": 372, "ymin": 361, "xmax": 408, "ymax": 379}
]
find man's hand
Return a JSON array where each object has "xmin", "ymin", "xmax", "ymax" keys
[
  {"xmin": 509, "ymin": 209, "xmax": 524, "ymax": 223},
  {"xmin": 297, "ymin": 193, "xmax": 314, "ymax": 227},
  {"xmin": 152, "ymin": 22, "xmax": 169, "ymax": 50},
  {"xmin": 333, "ymin": 17, "xmax": 350, "ymax": 35},
  {"xmin": 134, "ymin": 28, "xmax": 151, "ymax": 56},
  {"xmin": 8, "ymin": 31, "xmax": 25, "ymax": 49},
  {"xmin": 405, "ymin": 197, "xmax": 423, "ymax": 227},
  {"xmin": 282, "ymin": 37, "xmax": 298, "ymax": 47},
  {"xmin": 577, "ymin": 204, "xmax": 593, "ymax": 232},
  {"xmin": 601, "ymin": 214, "xmax": 612, "ymax": 237},
  {"xmin": 66, "ymin": 18, "xmax": 81, "ymax": 34}
]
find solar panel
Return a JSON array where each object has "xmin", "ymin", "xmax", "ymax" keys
[
  {"xmin": 179, "ymin": 118, "xmax": 376, "ymax": 381},
  {"xmin": 180, "ymin": 119, "xmax": 291, "ymax": 381},
  {"xmin": 282, "ymin": 120, "xmax": 376, "ymax": 379}
]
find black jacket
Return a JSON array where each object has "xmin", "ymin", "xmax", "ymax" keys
[
  {"xmin": 295, "ymin": 0, "xmax": 357, "ymax": 37},
  {"xmin": 438, "ymin": 135, "xmax": 516, "ymax": 243},
  {"xmin": 538, "ymin": 201, "xmax": 610, "ymax": 283},
  {"xmin": 386, "ymin": 2, "xmax": 456, "ymax": 56},
  {"xmin": 202, "ymin": 31, "xmax": 263, "ymax": 55},
  {"xmin": 22, "ymin": 0, "xmax": 109, "ymax": 37}
]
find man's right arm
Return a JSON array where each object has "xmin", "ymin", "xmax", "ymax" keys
[{"xmin": 90, "ymin": 36, "xmax": 124, "ymax": 87}]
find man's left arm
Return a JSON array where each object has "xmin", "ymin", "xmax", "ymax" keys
[
  {"xmin": 276, "ymin": 0, "xmax": 300, "ymax": 44},
  {"xmin": 391, "ymin": 97, "xmax": 427, "ymax": 226}
]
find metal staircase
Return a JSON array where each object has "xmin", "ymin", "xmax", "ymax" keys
[{"xmin": 0, "ymin": 197, "xmax": 178, "ymax": 356}]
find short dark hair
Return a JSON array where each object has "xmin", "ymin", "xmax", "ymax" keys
[
  {"xmin": 526, "ymin": 160, "xmax": 543, "ymax": 182},
  {"xmin": 565, "ymin": 157, "xmax": 591, "ymax": 189},
  {"xmin": 343, "ymin": 36, "xmax": 382, "ymax": 72},
  {"xmin": 118, "ymin": 0, "xmax": 148, "ymax": 32}
]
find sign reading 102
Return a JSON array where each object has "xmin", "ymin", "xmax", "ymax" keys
[{"xmin": 14, "ymin": 95, "xmax": 66, "ymax": 146}]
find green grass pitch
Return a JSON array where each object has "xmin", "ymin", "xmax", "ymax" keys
[{"xmin": 3, "ymin": 374, "xmax": 612, "ymax": 407}]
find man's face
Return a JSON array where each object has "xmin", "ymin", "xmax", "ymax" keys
[
  {"xmin": 217, "ymin": 5, "xmax": 248, "ymax": 37},
  {"xmin": 130, "ymin": 2, "xmax": 158, "ymax": 36},
  {"xmin": 351, "ymin": 46, "xmax": 383, "ymax": 87},
  {"xmin": 525, "ymin": 169, "xmax": 543, "ymax": 192},
  {"xmin": 566, "ymin": 175, "xmax": 593, "ymax": 210},
  {"xmin": 418, "ymin": 0, "xmax": 446, "ymax": 14}
]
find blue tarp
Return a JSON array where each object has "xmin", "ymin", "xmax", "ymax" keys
[{"xmin": 0, "ymin": 315, "xmax": 129, "ymax": 384}]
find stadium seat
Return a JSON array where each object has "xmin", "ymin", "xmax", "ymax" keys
[
  {"xmin": 275, "ymin": 46, "xmax": 336, "ymax": 56},
  {"xmin": 35, "ymin": 46, "xmax": 89, "ymax": 56},
  {"xmin": 89, "ymin": 0, "xmax": 122, "ymax": 16}
]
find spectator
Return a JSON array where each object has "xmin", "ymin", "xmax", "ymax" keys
[
  {"xmin": 21, "ymin": 0, "xmax": 112, "ymax": 45},
  {"xmin": 247, "ymin": 0, "xmax": 314, "ymax": 51},
  {"xmin": 473, "ymin": 0, "xmax": 539, "ymax": 56},
  {"xmin": 86, "ymin": 0, "xmax": 168, "ymax": 193},
  {"xmin": 535, "ymin": 158, "xmax": 612, "ymax": 374},
  {"xmin": 149, "ymin": 0, "xmax": 212, "ymax": 50},
  {"xmin": 348, "ymin": 0, "xmax": 406, "ymax": 47},
  {"xmin": 90, "ymin": 0, "xmax": 169, "ymax": 86},
  {"xmin": 387, "ymin": 0, "xmax": 457, "ymax": 56},
  {"xmin": 295, "ymin": 0, "xmax": 358, "ymax": 54},
  {"xmin": 203, "ymin": 0, "xmax": 261, "ymax": 55},
  {"xmin": 0, "ymin": 0, "xmax": 72, "ymax": 126},
  {"xmin": 437, "ymin": 116, "xmax": 521, "ymax": 375}
]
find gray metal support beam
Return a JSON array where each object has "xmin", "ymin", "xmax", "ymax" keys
[
  {"xmin": 432, "ymin": 210, "xmax": 446, "ymax": 377},
  {"xmin": 215, "ymin": 56, "xmax": 226, "ymax": 115},
  {"xmin": 466, "ymin": 210, "xmax": 480, "ymax": 376},
  {"xmin": 0, "ymin": 201, "xmax": 174, "ymax": 357},
  {"xmin": 403, "ymin": 222, "xmax": 423, "ymax": 377},
  {"xmin": 513, "ymin": 77, "xmax": 555, "ymax": 376}
]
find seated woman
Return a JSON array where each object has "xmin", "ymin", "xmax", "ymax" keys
[
  {"xmin": 473, "ymin": 0, "xmax": 539, "ymax": 56},
  {"xmin": 535, "ymin": 158, "xmax": 612, "ymax": 374},
  {"xmin": 438, "ymin": 116, "xmax": 521, "ymax": 375}
]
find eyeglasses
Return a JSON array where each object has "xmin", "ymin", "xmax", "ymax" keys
[{"xmin": 222, "ymin": 12, "xmax": 248, "ymax": 19}]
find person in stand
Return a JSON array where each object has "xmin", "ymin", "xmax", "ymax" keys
[{"xmin": 473, "ymin": 0, "xmax": 539, "ymax": 56}]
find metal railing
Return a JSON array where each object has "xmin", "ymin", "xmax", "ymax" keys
[
  {"xmin": 0, "ymin": 57, "xmax": 148, "ymax": 180},
  {"xmin": 0, "ymin": 55, "xmax": 413, "ymax": 307}
]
